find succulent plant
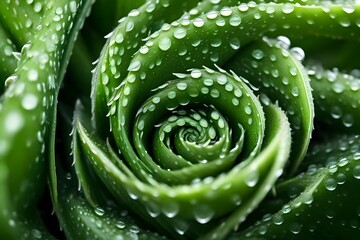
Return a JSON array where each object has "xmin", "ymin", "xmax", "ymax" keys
[{"xmin": 1, "ymin": 0, "xmax": 360, "ymax": 239}]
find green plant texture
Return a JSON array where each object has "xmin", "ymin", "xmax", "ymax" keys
[{"xmin": 1, "ymin": 0, "xmax": 360, "ymax": 239}]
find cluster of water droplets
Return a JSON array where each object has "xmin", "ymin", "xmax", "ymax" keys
[
  {"xmin": 0, "ymin": 3, "xmax": 103, "ymax": 240},
  {"xmin": 75, "ymin": 0, "xmax": 360, "ymax": 239},
  {"xmin": 238, "ymin": 134, "xmax": 360, "ymax": 239},
  {"xmin": 308, "ymin": 65, "xmax": 360, "ymax": 129}
]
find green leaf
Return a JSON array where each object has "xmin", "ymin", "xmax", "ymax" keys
[
  {"xmin": 0, "ymin": 0, "xmax": 94, "ymax": 238},
  {"xmin": 232, "ymin": 135, "xmax": 360, "ymax": 239},
  {"xmin": 2, "ymin": 1, "xmax": 360, "ymax": 239}
]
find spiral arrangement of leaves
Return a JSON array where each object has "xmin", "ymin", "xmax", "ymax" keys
[{"xmin": 1, "ymin": 0, "xmax": 360, "ymax": 239}]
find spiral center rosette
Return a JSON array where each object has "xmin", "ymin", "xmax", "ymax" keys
[
  {"xmin": 76, "ymin": 69, "xmax": 291, "ymax": 239},
  {"xmin": 71, "ymin": 0, "xmax": 360, "ymax": 239}
]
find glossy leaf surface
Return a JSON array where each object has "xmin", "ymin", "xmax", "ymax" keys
[{"xmin": 0, "ymin": 0, "xmax": 360, "ymax": 240}]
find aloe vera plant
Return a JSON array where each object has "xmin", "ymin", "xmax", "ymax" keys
[{"xmin": 1, "ymin": 0, "xmax": 360, "ymax": 239}]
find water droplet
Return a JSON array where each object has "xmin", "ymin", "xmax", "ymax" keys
[
  {"xmin": 32, "ymin": 229, "xmax": 42, "ymax": 239},
  {"xmin": 230, "ymin": 37, "xmax": 240, "ymax": 50},
  {"xmin": 292, "ymin": 86, "xmax": 299, "ymax": 97},
  {"xmin": 211, "ymin": 38, "xmax": 222, "ymax": 48},
  {"xmin": 225, "ymin": 83, "xmax": 234, "ymax": 92},
  {"xmin": 245, "ymin": 171, "xmax": 259, "ymax": 187},
  {"xmin": 129, "ymin": 9, "xmax": 140, "ymax": 17},
  {"xmin": 215, "ymin": 18, "xmax": 225, "ymax": 27},
  {"xmin": 289, "ymin": 223, "xmax": 302, "ymax": 234},
  {"xmin": 353, "ymin": 165, "xmax": 360, "ymax": 179},
  {"xmin": 146, "ymin": 202, "xmax": 161, "ymax": 218},
  {"xmin": 255, "ymin": 95, "xmax": 268, "ymax": 107},
  {"xmin": 114, "ymin": 33, "xmax": 124, "ymax": 44},
  {"xmin": 330, "ymin": 106, "xmax": 342, "ymax": 119},
  {"xmin": 244, "ymin": 105, "xmax": 252, "ymax": 115},
  {"xmin": 194, "ymin": 205, "xmax": 214, "ymax": 224},
  {"xmin": 272, "ymin": 215, "xmax": 283, "ymax": 225},
  {"xmin": 191, "ymin": 69, "xmax": 202, "ymax": 79},
  {"xmin": 336, "ymin": 173, "xmax": 346, "ymax": 184},
  {"xmin": 34, "ymin": 2, "xmax": 42, "ymax": 12},
  {"xmin": 191, "ymin": 38, "xmax": 201, "ymax": 47},
  {"xmin": 126, "ymin": 21, "xmax": 134, "ymax": 32},
  {"xmin": 127, "ymin": 74, "xmax": 136, "ymax": 83},
  {"xmin": 210, "ymin": 89, "xmax": 220, "ymax": 98},
  {"xmin": 327, "ymin": 70, "xmax": 337, "ymax": 82},
  {"xmin": 22, "ymin": 94, "xmax": 38, "ymax": 110},
  {"xmin": 203, "ymin": 79, "xmax": 213, "ymax": 87},
  {"xmin": 276, "ymin": 36, "xmax": 291, "ymax": 49},
  {"xmin": 238, "ymin": 4, "xmax": 249, "ymax": 12},
  {"xmin": 324, "ymin": 178, "xmax": 337, "ymax": 191},
  {"xmin": 271, "ymin": 69, "xmax": 279, "ymax": 78},
  {"xmin": 128, "ymin": 60, "xmax": 141, "ymax": 71},
  {"xmin": 206, "ymin": 11, "xmax": 218, "ymax": 19},
  {"xmin": 167, "ymin": 91, "xmax": 176, "ymax": 99},
  {"xmin": 217, "ymin": 75, "xmax": 227, "ymax": 85},
  {"xmin": 94, "ymin": 207, "xmax": 105, "ymax": 216},
  {"xmin": 342, "ymin": 114, "xmax": 354, "ymax": 128},
  {"xmin": 69, "ymin": 1, "xmax": 77, "ymax": 12},
  {"xmin": 130, "ymin": 225, "xmax": 140, "ymax": 233},
  {"xmin": 8, "ymin": 219, "xmax": 15, "ymax": 227},
  {"xmin": 210, "ymin": 0, "xmax": 220, "ymax": 4},
  {"xmin": 229, "ymin": 16, "xmax": 241, "ymax": 27},
  {"xmin": 218, "ymin": 118, "xmax": 225, "ymax": 128},
  {"xmin": 28, "ymin": 69, "xmax": 38, "ymax": 81},
  {"xmin": 139, "ymin": 45, "xmax": 149, "ymax": 55},
  {"xmin": 113, "ymin": 234, "xmax": 124, "ymax": 240},
  {"xmin": 193, "ymin": 17, "xmax": 205, "ymax": 27},
  {"xmin": 252, "ymin": 49, "xmax": 264, "ymax": 60},
  {"xmin": 332, "ymin": 83, "xmax": 345, "ymax": 93},
  {"xmin": 137, "ymin": 120, "xmax": 145, "ymax": 131},
  {"xmin": 220, "ymin": 7, "xmax": 232, "ymax": 17},
  {"xmin": 234, "ymin": 89, "xmax": 242, "ymax": 98},
  {"xmin": 290, "ymin": 66, "xmax": 297, "ymax": 76},
  {"xmin": 302, "ymin": 192, "xmax": 313, "ymax": 205},
  {"xmin": 201, "ymin": 87, "xmax": 209, "ymax": 94},
  {"xmin": 174, "ymin": 28, "xmax": 186, "ymax": 39},
  {"xmin": 342, "ymin": 4, "xmax": 355, "ymax": 13},
  {"xmin": 290, "ymin": 47, "xmax": 305, "ymax": 61},
  {"xmin": 339, "ymin": 18, "xmax": 351, "ymax": 27},
  {"xmin": 354, "ymin": 152, "xmax": 360, "ymax": 160},
  {"xmin": 5, "ymin": 111, "xmax": 24, "ymax": 133},
  {"xmin": 266, "ymin": 5, "xmax": 275, "ymax": 14},
  {"xmin": 258, "ymin": 225, "xmax": 267, "ymax": 235},
  {"xmin": 254, "ymin": 13, "xmax": 261, "ymax": 19},
  {"xmin": 282, "ymin": 3, "xmax": 294, "ymax": 14},
  {"xmin": 174, "ymin": 220, "xmax": 188, "ymax": 235},
  {"xmin": 350, "ymin": 81, "xmax": 360, "ymax": 91},
  {"xmin": 116, "ymin": 221, "xmax": 125, "ymax": 229},
  {"xmin": 159, "ymin": 37, "xmax": 171, "ymax": 51},
  {"xmin": 282, "ymin": 204, "xmax": 291, "ymax": 214},
  {"xmin": 177, "ymin": 82, "xmax": 187, "ymax": 90},
  {"xmin": 162, "ymin": 202, "xmax": 179, "ymax": 218},
  {"xmin": 232, "ymin": 98, "xmax": 239, "ymax": 106},
  {"xmin": 210, "ymin": 52, "xmax": 219, "ymax": 62}
]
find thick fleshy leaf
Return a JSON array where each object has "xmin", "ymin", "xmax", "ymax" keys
[
  {"xmin": 226, "ymin": 37, "xmax": 314, "ymax": 175},
  {"xmin": 308, "ymin": 66, "xmax": 360, "ymax": 132},
  {"xmin": 0, "ymin": 0, "xmax": 94, "ymax": 238},
  {"xmin": 232, "ymin": 134, "xmax": 360, "ymax": 239},
  {"xmin": 76, "ymin": 101, "xmax": 291, "ymax": 239},
  {"xmin": 2, "ymin": 0, "xmax": 360, "ymax": 239},
  {"xmin": 77, "ymin": 1, "xmax": 360, "ymax": 239}
]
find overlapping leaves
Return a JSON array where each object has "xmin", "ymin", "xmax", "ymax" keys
[{"xmin": 0, "ymin": 0, "xmax": 360, "ymax": 239}]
